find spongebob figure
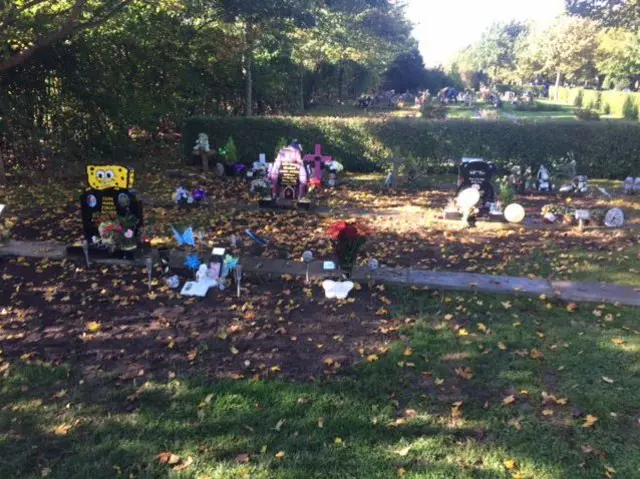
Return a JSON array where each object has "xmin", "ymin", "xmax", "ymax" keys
[
  {"xmin": 86, "ymin": 165, "xmax": 135, "ymax": 190},
  {"xmin": 80, "ymin": 164, "xmax": 142, "ymax": 250}
]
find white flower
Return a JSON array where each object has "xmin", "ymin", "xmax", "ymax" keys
[{"xmin": 329, "ymin": 161, "xmax": 344, "ymax": 173}]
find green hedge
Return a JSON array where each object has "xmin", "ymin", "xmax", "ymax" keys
[
  {"xmin": 183, "ymin": 116, "xmax": 640, "ymax": 178},
  {"xmin": 551, "ymin": 86, "xmax": 640, "ymax": 120}
]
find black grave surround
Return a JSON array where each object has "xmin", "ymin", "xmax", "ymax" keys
[{"xmin": 79, "ymin": 188, "xmax": 143, "ymax": 244}]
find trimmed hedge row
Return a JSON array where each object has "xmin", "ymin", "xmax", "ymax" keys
[
  {"xmin": 183, "ymin": 116, "xmax": 640, "ymax": 178},
  {"xmin": 551, "ymin": 86, "xmax": 640, "ymax": 120}
]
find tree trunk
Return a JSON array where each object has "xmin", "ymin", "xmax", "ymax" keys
[
  {"xmin": 0, "ymin": 151, "xmax": 6, "ymax": 186},
  {"xmin": 244, "ymin": 22, "xmax": 254, "ymax": 118},
  {"xmin": 338, "ymin": 65, "xmax": 344, "ymax": 103},
  {"xmin": 299, "ymin": 66, "xmax": 305, "ymax": 113},
  {"xmin": 244, "ymin": 51, "xmax": 253, "ymax": 117},
  {"xmin": 554, "ymin": 71, "xmax": 562, "ymax": 101},
  {"xmin": 200, "ymin": 150, "xmax": 208, "ymax": 173}
]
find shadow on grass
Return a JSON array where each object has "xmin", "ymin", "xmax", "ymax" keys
[{"xmin": 2, "ymin": 287, "xmax": 640, "ymax": 479}]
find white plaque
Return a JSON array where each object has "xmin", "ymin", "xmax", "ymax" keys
[
  {"xmin": 212, "ymin": 247, "xmax": 226, "ymax": 256},
  {"xmin": 575, "ymin": 209, "xmax": 590, "ymax": 220},
  {"xmin": 323, "ymin": 261, "xmax": 336, "ymax": 270}
]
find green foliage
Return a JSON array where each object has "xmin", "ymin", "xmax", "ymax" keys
[
  {"xmin": 274, "ymin": 137, "xmax": 289, "ymax": 158},
  {"xmin": 183, "ymin": 116, "xmax": 640, "ymax": 178},
  {"xmin": 566, "ymin": 0, "xmax": 640, "ymax": 29},
  {"xmin": 497, "ymin": 177, "xmax": 515, "ymax": 205},
  {"xmin": 622, "ymin": 96, "xmax": 640, "ymax": 120},
  {"xmin": 553, "ymin": 86, "xmax": 640, "ymax": 120},
  {"xmin": 575, "ymin": 108, "xmax": 601, "ymax": 121},
  {"xmin": 221, "ymin": 136, "xmax": 238, "ymax": 164},
  {"xmin": 573, "ymin": 89, "xmax": 584, "ymax": 107}
]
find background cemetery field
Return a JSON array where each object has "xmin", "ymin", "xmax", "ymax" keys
[{"xmin": 1, "ymin": 257, "xmax": 639, "ymax": 479}]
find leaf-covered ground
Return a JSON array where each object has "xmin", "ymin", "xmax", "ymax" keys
[
  {"xmin": 2, "ymin": 156, "xmax": 640, "ymax": 478},
  {"xmin": 1, "ymin": 256, "xmax": 639, "ymax": 479}
]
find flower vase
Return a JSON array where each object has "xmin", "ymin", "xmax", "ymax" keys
[{"xmin": 339, "ymin": 262, "xmax": 354, "ymax": 279}]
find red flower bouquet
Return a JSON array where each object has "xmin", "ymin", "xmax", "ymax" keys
[{"xmin": 327, "ymin": 221, "xmax": 370, "ymax": 276}]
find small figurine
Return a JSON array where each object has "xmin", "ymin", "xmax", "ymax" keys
[
  {"xmin": 537, "ymin": 166, "xmax": 551, "ymax": 192},
  {"xmin": 192, "ymin": 133, "xmax": 216, "ymax": 172}
]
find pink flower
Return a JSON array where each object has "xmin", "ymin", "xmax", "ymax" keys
[{"xmin": 124, "ymin": 229, "xmax": 134, "ymax": 239}]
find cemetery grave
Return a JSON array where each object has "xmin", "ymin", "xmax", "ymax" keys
[{"xmin": 1, "ymin": 152, "xmax": 638, "ymax": 289}]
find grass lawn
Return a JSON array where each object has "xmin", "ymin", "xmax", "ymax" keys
[
  {"xmin": 2, "ymin": 288, "xmax": 639, "ymax": 479},
  {"xmin": 446, "ymin": 100, "xmax": 627, "ymax": 122}
]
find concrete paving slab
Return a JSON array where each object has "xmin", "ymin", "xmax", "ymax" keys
[
  {"xmin": 0, "ymin": 240, "xmax": 66, "ymax": 259},
  {"xmin": 552, "ymin": 281, "xmax": 640, "ymax": 307},
  {"xmin": 1, "ymin": 240, "xmax": 638, "ymax": 307}
]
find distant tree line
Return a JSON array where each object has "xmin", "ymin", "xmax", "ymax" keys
[{"xmin": 446, "ymin": 1, "xmax": 640, "ymax": 94}]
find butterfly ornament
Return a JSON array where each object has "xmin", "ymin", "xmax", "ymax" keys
[
  {"xmin": 322, "ymin": 280, "xmax": 354, "ymax": 299},
  {"xmin": 171, "ymin": 225, "xmax": 196, "ymax": 247}
]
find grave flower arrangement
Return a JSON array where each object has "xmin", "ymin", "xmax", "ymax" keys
[
  {"xmin": 299, "ymin": 178, "xmax": 322, "ymax": 204},
  {"xmin": 327, "ymin": 221, "xmax": 370, "ymax": 277},
  {"xmin": 97, "ymin": 215, "xmax": 139, "ymax": 250},
  {"xmin": 250, "ymin": 177, "xmax": 272, "ymax": 199}
]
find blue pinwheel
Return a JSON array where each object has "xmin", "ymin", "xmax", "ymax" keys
[{"xmin": 184, "ymin": 254, "xmax": 201, "ymax": 271}]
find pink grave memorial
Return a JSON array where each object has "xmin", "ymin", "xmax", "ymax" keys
[{"xmin": 303, "ymin": 144, "xmax": 333, "ymax": 184}]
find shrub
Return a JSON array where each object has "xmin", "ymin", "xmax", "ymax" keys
[
  {"xmin": 622, "ymin": 96, "xmax": 639, "ymax": 121},
  {"xmin": 182, "ymin": 116, "xmax": 640, "ymax": 178},
  {"xmin": 220, "ymin": 136, "xmax": 238, "ymax": 164},
  {"xmin": 420, "ymin": 101, "xmax": 448, "ymax": 119},
  {"xmin": 575, "ymin": 109, "xmax": 600, "ymax": 121},
  {"xmin": 573, "ymin": 89, "xmax": 584, "ymax": 107}
]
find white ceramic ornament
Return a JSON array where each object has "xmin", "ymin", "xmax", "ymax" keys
[
  {"xmin": 456, "ymin": 188, "xmax": 481, "ymax": 211},
  {"xmin": 322, "ymin": 280, "xmax": 354, "ymax": 299},
  {"xmin": 504, "ymin": 203, "xmax": 525, "ymax": 223}
]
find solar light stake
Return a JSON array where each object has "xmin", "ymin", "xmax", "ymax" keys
[
  {"xmin": 145, "ymin": 257, "xmax": 153, "ymax": 291},
  {"xmin": 302, "ymin": 250, "xmax": 313, "ymax": 284},
  {"xmin": 235, "ymin": 264, "xmax": 243, "ymax": 298},
  {"xmin": 82, "ymin": 240, "xmax": 91, "ymax": 268}
]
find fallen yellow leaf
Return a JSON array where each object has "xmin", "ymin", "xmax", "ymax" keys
[
  {"xmin": 612, "ymin": 338, "xmax": 625, "ymax": 345},
  {"xmin": 86, "ymin": 321, "xmax": 101, "ymax": 333},
  {"xmin": 566, "ymin": 303, "xmax": 578, "ymax": 312},
  {"xmin": 403, "ymin": 347, "xmax": 413, "ymax": 357},
  {"xmin": 367, "ymin": 354, "xmax": 379, "ymax": 362},
  {"xmin": 275, "ymin": 451, "xmax": 286, "ymax": 460},
  {"xmin": 503, "ymin": 458, "xmax": 517, "ymax": 470},
  {"xmin": 52, "ymin": 423, "xmax": 72, "ymax": 436},
  {"xmin": 395, "ymin": 445, "xmax": 412, "ymax": 456},
  {"xmin": 498, "ymin": 341, "xmax": 507, "ymax": 350},
  {"xmin": 542, "ymin": 409, "xmax": 554, "ymax": 416},
  {"xmin": 530, "ymin": 349, "xmax": 544, "ymax": 360},
  {"xmin": 156, "ymin": 452, "xmax": 181, "ymax": 465},
  {"xmin": 503, "ymin": 395, "xmax": 516, "ymax": 405},
  {"xmin": 501, "ymin": 301, "xmax": 512, "ymax": 310},
  {"xmin": 601, "ymin": 376, "xmax": 614, "ymax": 384},
  {"xmin": 583, "ymin": 414, "xmax": 598, "ymax": 428}
]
